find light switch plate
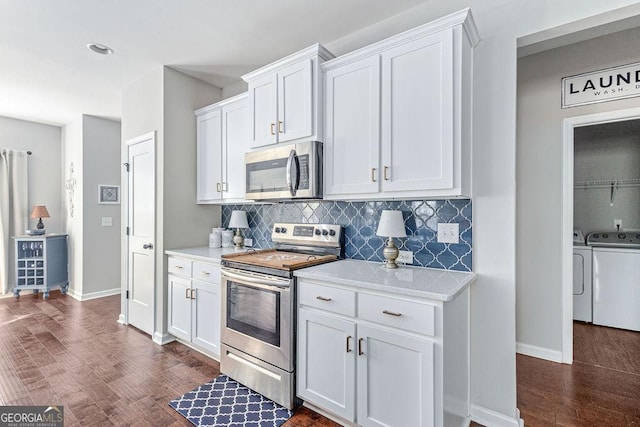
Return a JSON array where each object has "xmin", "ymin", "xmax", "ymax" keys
[
  {"xmin": 397, "ymin": 250, "xmax": 413, "ymax": 264},
  {"xmin": 244, "ymin": 238, "xmax": 253, "ymax": 247},
  {"xmin": 437, "ymin": 223, "xmax": 459, "ymax": 244},
  {"xmin": 101, "ymin": 217, "xmax": 113, "ymax": 227}
]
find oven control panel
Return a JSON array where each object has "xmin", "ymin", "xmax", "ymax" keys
[{"xmin": 272, "ymin": 223, "xmax": 342, "ymax": 247}]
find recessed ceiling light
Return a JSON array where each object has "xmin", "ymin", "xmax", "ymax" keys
[{"xmin": 87, "ymin": 43, "xmax": 114, "ymax": 55}]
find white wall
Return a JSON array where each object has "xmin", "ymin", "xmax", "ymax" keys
[
  {"xmin": 120, "ymin": 66, "xmax": 221, "ymax": 338},
  {"xmin": 574, "ymin": 121, "xmax": 640, "ymax": 233},
  {"xmin": 221, "ymin": 80, "xmax": 248, "ymax": 99},
  {"xmin": 62, "ymin": 117, "xmax": 83, "ymax": 295},
  {"xmin": 517, "ymin": 25, "xmax": 640, "ymax": 358},
  {"xmin": 0, "ymin": 116, "xmax": 63, "ymax": 233},
  {"xmin": 82, "ymin": 115, "xmax": 121, "ymax": 296}
]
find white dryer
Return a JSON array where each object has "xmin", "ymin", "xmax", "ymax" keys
[
  {"xmin": 588, "ymin": 231, "xmax": 640, "ymax": 332},
  {"xmin": 573, "ymin": 244, "xmax": 592, "ymax": 322}
]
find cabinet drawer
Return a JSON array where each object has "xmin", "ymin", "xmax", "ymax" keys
[
  {"xmin": 193, "ymin": 262, "xmax": 221, "ymax": 284},
  {"xmin": 299, "ymin": 281, "xmax": 356, "ymax": 317},
  {"xmin": 358, "ymin": 293, "xmax": 435, "ymax": 336},
  {"xmin": 168, "ymin": 258, "xmax": 192, "ymax": 277}
]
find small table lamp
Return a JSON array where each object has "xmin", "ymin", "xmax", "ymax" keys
[
  {"xmin": 229, "ymin": 210, "xmax": 249, "ymax": 249},
  {"xmin": 30, "ymin": 206, "xmax": 50, "ymax": 230},
  {"xmin": 376, "ymin": 210, "xmax": 407, "ymax": 269}
]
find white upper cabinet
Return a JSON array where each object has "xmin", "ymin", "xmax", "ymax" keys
[
  {"xmin": 323, "ymin": 9, "xmax": 479, "ymax": 200},
  {"xmin": 195, "ymin": 93, "xmax": 249, "ymax": 204},
  {"xmin": 243, "ymin": 44, "xmax": 334, "ymax": 149}
]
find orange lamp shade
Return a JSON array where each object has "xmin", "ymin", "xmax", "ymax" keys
[{"xmin": 30, "ymin": 205, "xmax": 50, "ymax": 219}]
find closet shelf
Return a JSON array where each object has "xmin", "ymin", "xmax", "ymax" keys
[{"xmin": 574, "ymin": 178, "xmax": 640, "ymax": 189}]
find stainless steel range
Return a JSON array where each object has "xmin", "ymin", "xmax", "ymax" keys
[{"xmin": 220, "ymin": 222, "xmax": 343, "ymax": 409}]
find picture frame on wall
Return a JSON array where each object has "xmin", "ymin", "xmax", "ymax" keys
[{"xmin": 98, "ymin": 185, "xmax": 120, "ymax": 204}]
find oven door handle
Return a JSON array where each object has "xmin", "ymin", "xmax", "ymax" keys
[
  {"xmin": 286, "ymin": 149, "xmax": 299, "ymax": 197},
  {"xmin": 222, "ymin": 268, "xmax": 291, "ymax": 290}
]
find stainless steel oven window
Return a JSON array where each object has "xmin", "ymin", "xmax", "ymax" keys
[{"xmin": 226, "ymin": 281, "xmax": 281, "ymax": 347}]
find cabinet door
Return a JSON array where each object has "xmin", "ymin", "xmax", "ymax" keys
[
  {"xmin": 357, "ymin": 324, "xmax": 434, "ymax": 427},
  {"xmin": 167, "ymin": 275, "xmax": 192, "ymax": 341},
  {"xmin": 278, "ymin": 59, "xmax": 313, "ymax": 143},
  {"xmin": 381, "ymin": 28, "xmax": 454, "ymax": 192},
  {"xmin": 191, "ymin": 280, "xmax": 221, "ymax": 357},
  {"xmin": 221, "ymin": 97, "xmax": 249, "ymax": 200},
  {"xmin": 248, "ymin": 73, "xmax": 277, "ymax": 148},
  {"xmin": 298, "ymin": 308, "xmax": 356, "ymax": 421},
  {"xmin": 324, "ymin": 56, "xmax": 381, "ymax": 197},
  {"xmin": 196, "ymin": 108, "xmax": 223, "ymax": 202}
]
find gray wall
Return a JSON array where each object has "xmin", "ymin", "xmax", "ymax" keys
[
  {"xmin": 0, "ymin": 116, "xmax": 63, "ymax": 233},
  {"xmin": 517, "ymin": 26, "xmax": 640, "ymax": 355},
  {"xmin": 574, "ymin": 121, "xmax": 640, "ymax": 234}
]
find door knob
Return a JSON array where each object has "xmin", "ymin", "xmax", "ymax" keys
[{"xmin": 143, "ymin": 243, "xmax": 153, "ymax": 249}]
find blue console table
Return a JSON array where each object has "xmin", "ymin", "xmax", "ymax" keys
[{"xmin": 13, "ymin": 234, "xmax": 69, "ymax": 299}]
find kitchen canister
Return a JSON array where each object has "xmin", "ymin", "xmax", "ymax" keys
[
  {"xmin": 221, "ymin": 230, "xmax": 234, "ymax": 248},
  {"xmin": 209, "ymin": 228, "xmax": 223, "ymax": 248}
]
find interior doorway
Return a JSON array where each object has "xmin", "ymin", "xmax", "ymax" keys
[{"xmin": 561, "ymin": 107, "xmax": 640, "ymax": 363}]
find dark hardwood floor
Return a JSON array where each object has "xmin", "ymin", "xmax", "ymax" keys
[
  {"xmin": 3, "ymin": 293, "xmax": 639, "ymax": 426},
  {"xmin": 518, "ymin": 322, "xmax": 640, "ymax": 426},
  {"xmin": 0, "ymin": 292, "xmax": 339, "ymax": 426}
]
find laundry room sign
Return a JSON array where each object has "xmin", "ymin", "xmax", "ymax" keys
[{"xmin": 561, "ymin": 62, "xmax": 640, "ymax": 108}]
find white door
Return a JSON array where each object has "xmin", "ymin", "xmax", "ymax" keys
[
  {"xmin": 222, "ymin": 98, "xmax": 248, "ymax": 200},
  {"xmin": 248, "ymin": 73, "xmax": 277, "ymax": 148},
  {"xmin": 297, "ymin": 308, "xmax": 356, "ymax": 421},
  {"xmin": 357, "ymin": 324, "xmax": 434, "ymax": 427},
  {"xmin": 324, "ymin": 56, "xmax": 381, "ymax": 197},
  {"xmin": 126, "ymin": 132, "xmax": 156, "ymax": 335},
  {"xmin": 196, "ymin": 108, "xmax": 223, "ymax": 202},
  {"xmin": 381, "ymin": 28, "xmax": 454, "ymax": 192},
  {"xmin": 278, "ymin": 59, "xmax": 313, "ymax": 143}
]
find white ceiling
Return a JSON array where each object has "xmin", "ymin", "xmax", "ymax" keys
[{"xmin": 0, "ymin": 0, "xmax": 431, "ymax": 126}]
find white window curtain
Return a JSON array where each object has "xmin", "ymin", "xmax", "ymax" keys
[{"xmin": 0, "ymin": 148, "xmax": 29, "ymax": 295}]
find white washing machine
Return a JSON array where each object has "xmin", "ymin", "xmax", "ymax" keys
[
  {"xmin": 588, "ymin": 231, "xmax": 640, "ymax": 332},
  {"xmin": 573, "ymin": 244, "xmax": 592, "ymax": 322}
]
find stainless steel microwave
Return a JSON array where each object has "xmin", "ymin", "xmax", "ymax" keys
[{"xmin": 244, "ymin": 141, "xmax": 322, "ymax": 201}]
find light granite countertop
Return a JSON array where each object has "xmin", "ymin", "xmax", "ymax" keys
[
  {"xmin": 165, "ymin": 246, "xmax": 249, "ymax": 263},
  {"xmin": 294, "ymin": 259, "xmax": 476, "ymax": 302}
]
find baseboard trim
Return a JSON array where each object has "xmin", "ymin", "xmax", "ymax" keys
[
  {"xmin": 301, "ymin": 401, "xmax": 358, "ymax": 427},
  {"xmin": 470, "ymin": 404, "xmax": 522, "ymax": 427},
  {"xmin": 117, "ymin": 314, "xmax": 127, "ymax": 325},
  {"xmin": 152, "ymin": 332, "xmax": 176, "ymax": 346},
  {"xmin": 67, "ymin": 287, "xmax": 121, "ymax": 302},
  {"xmin": 516, "ymin": 342, "xmax": 563, "ymax": 363}
]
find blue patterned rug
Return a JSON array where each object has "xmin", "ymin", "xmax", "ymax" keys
[{"xmin": 169, "ymin": 375, "xmax": 293, "ymax": 427}]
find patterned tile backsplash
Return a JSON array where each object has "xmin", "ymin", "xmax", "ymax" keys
[{"xmin": 222, "ymin": 199, "xmax": 472, "ymax": 272}]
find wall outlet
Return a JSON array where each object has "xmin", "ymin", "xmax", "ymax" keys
[
  {"xmin": 437, "ymin": 223, "xmax": 459, "ymax": 244},
  {"xmin": 397, "ymin": 250, "xmax": 413, "ymax": 264},
  {"xmin": 101, "ymin": 217, "xmax": 113, "ymax": 226},
  {"xmin": 614, "ymin": 219, "xmax": 622, "ymax": 230},
  {"xmin": 244, "ymin": 238, "xmax": 253, "ymax": 247}
]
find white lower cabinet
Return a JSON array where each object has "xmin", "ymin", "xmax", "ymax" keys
[
  {"xmin": 167, "ymin": 257, "xmax": 221, "ymax": 358},
  {"xmin": 297, "ymin": 280, "xmax": 447, "ymax": 427}
]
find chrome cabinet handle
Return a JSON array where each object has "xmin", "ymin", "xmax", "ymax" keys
[
  {"xmin": 383, "ymin": 309, "xmax": 402, "ymax": 317},
  {"xmin": 278, "ymin": 121, "xmax": 283, "ymax": 133},
  {"xmin": 358, "ymin": 338, "xmax": 365, "ymax": 356},
  {"xmin": 201, "ymin": 271, "xmax": 210, "ymax": 276},
  {"xmin": 217, "ymin": 182, "xmax": 222, "ymax": 192},
  {"xmin": 222, "ymin": 182, "xmax": 227, "ymax": 192},
  {"xmin": 316, "ymin": 296, "xmax": 332, "ymax": 302},
  {"xmin": 190, "ymin": 289, "xmax": 196, "ymax": 300},
  {"xmin": 371, "ymin": 168, "xmax": 377, "ymax": 182},
  {"xmin": 384, "ymin": 166, "xmax": 390, "ymax": 181},
  {"xmin": 175, "ymin": 265, "xmax": 183, "ymax": 269},
  {"xmin": 185, "ymin": 288, "xmax": 190, "ymax": 299},
  {"xmin": 346, "ymin": 335, "xmax": 352, "ymax": 353},
  {"xmin": 270, "ymin": 123, "xmax": 276, "ymax": 135},
  {"xmin": 143, "ymin": 243, "xmax": 153, "ymax": 249}
]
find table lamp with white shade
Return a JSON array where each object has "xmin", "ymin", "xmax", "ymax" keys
[
  {"xmin": 376, "ymin": 210, "xmax": 407, "ymax": 269},
  {"xmin": 229, "ymin": 210, "xmax": 249, "ymax": 249}
]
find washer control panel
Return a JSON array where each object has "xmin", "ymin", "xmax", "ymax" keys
[{"xmin": 586, "ymin": 231, "xmax": 640, "ymax": 248}]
